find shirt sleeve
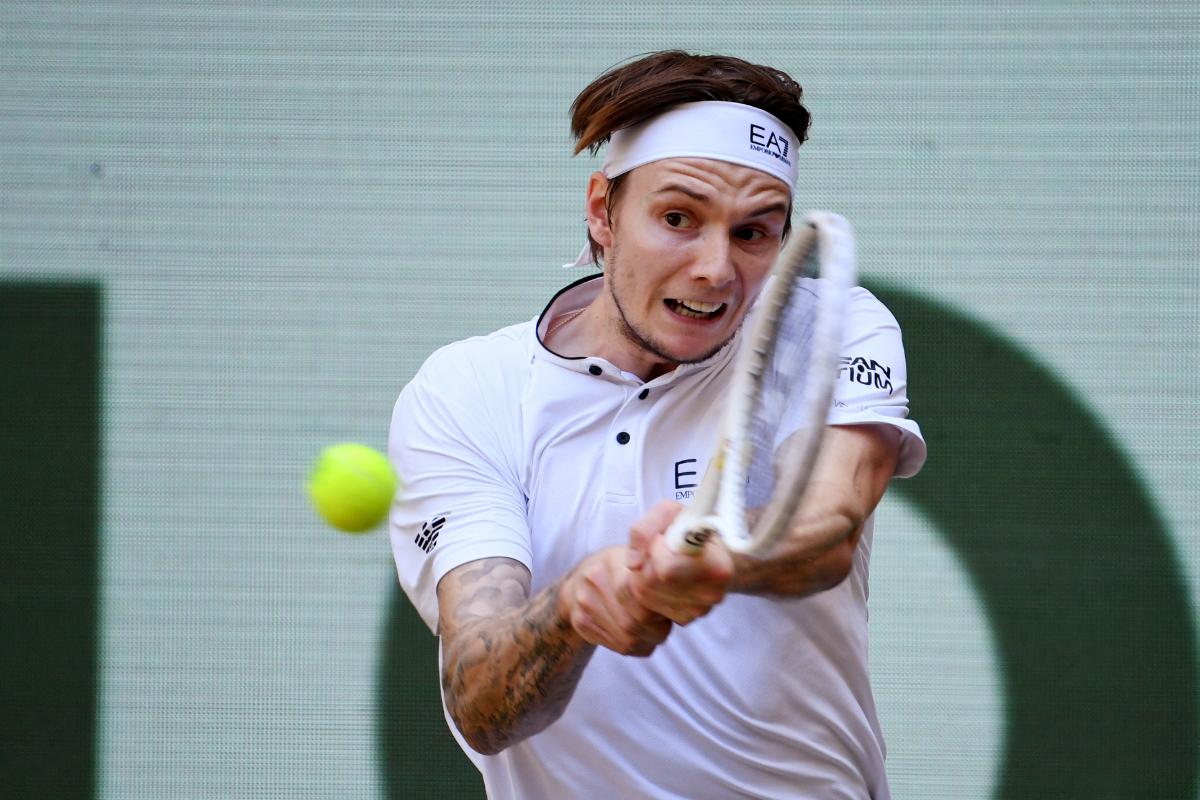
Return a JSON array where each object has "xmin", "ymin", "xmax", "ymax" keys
[
  {"xmin": 827, "ymin": 286, "xmax": 927, "ymax": 478},
  {"xmin": 387, "ymin": 340, "xmax": 532, "ymax": 634}
]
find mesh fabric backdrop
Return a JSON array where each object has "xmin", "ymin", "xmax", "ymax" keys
[{"xmin": 2, "ymin": 2, "xmax": 1197, "ymax": 798}]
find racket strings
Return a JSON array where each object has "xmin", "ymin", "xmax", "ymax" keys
[{"xmin": 744, "ymin": 268, "xmax": 821, "ymax": 513}]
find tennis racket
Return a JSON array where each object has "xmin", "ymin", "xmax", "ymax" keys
[{"xmin": 664, "ymin": 210, "xmax": 857, "ymax": 557}]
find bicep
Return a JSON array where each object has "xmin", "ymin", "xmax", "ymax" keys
[
  {"xmin": 436, "ymin": 557, "xmax": 532, "ymax": 638},
  {"xmin": 388, "ymin": 355, "xmax": 532, "ymax": 633},
  {"xmin": 806, "ymin": 423, "xmax": 901, "ymax": 532}
]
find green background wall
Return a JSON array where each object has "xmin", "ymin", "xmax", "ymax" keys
[{"xmin": 2, "ymin": 2, "xmax": 1197, "ymax": 798}]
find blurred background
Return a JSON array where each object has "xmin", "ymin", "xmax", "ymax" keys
[{"xmin": 2, "ymin": 2, "xmax": 1197, "ymax": 798}]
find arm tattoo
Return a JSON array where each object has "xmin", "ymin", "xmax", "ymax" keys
[{"xmin": 438, "ymin": 557, "xmax": 594, "ymax": 755}]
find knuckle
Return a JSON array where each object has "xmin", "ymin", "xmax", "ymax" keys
[
  {"xmin": 575, "ymin": 591, "xmax": 600, "ymax": 615},
  {"xmin": 628, "ymin": 585, "xmax": 657, "ymax": 612},
  {"xmin": 582, "ymin": 562, "xmax": 607, "ymax": 586},
  {"xmin": 708, "ymin": 559, "xmax": 734, "ymax": 583},
  {"xmin": 615, "ymin": 638, "xmax": 643, "ymax": 656},
  {"xmin": 657, "ymin": 561, "xmax": 690, "ymax": 584}
]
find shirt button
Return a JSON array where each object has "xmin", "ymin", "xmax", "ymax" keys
[
  {"xmin": 615, "ymin": 431, "xmax": 630, "ymax": 445},
  {"xmin": 588, "ymin": 365, "xmax": 602, "ymax": 375},
  {"xmin": 638, "ymin": 388, "xmax": 649, "ymax": 400}
]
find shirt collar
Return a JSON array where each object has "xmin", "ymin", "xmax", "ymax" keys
[{"xmin": 534, "ymin": 274, "xmax": 741, "ymax": 384}]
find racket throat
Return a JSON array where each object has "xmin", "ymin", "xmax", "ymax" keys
[{"xmin": 667, "ymin": 512, "xmax": 746, "ymax": 554}]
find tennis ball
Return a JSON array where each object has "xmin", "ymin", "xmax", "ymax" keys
[{"xmin": 306, "ymin": 443, "xmax": 400, "ymax": 533}]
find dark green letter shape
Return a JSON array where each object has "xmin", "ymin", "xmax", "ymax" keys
[
  {"xmin": 876, "ymin": 285, "xmax": 1197, "ymax": 799},
  {"xmin": 1, "ymin": 283, "xmax": 102, "ymax": 799}
]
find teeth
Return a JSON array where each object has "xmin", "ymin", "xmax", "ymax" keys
[{"xmin": 666, "ymin": 299, "xmax": 726, "ymax": 319}]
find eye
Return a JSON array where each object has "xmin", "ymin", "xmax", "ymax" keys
[
  {"xmin": 734, "ymin": 228, "xmax": 767, "ymax": 242},
  {"xmin": 664, "ymin": 211, "xmax": 689, "ymax": 228}
]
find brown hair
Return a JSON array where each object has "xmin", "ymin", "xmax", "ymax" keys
[{"xmin": 570, "ymin": 51, "xmax": 811, "ymax": 266}]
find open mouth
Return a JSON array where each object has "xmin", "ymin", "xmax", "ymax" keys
[{"xmin": 665, "ymin": 298, "xmax": 727, "ymax": 321}]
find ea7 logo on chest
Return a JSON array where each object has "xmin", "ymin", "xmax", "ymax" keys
[
  {"xmin": 749, "ymin": 124, "xmax": 792, "ymax": 166},
  {"xmin": 839, "ymin": 356, "xmax": 894, "ymax": 394},
  {"xmin": 674, "ymin": 459, "xmax": 699, "ymax": 501},
  {"xmin": 414, "ymin": 513, "xmax": 448, "ymax": 553}
]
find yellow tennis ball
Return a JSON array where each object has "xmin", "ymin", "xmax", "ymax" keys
[{"xmin": 306, "ymin": 443, "xmax": 400, "ymax": 533}]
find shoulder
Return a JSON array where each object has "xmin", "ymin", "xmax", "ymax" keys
[
  {"xmin": 404, "ymin": 319, "xmax": 536, "ymax": 404},
  {"xmin": 418, "ymin": 319, "xmax": 535, "ymax": 381},
  {"xmin": 394, "ymin": 319, "xmax": 537, "ymax": 446},
  {"xmin": 845, "ymin": 285, "xmax": 901, "ymax": 331},
  {"xmin": 831, "ymin": 285, "xmax": 907, "ymax": 356},
  {"xmin": 786, "ymin": 280, "xmax": 903, "ymax": 342},
  {"xmin": 828, "ymin": 286, "xmax": 926, "ymax": 478}
]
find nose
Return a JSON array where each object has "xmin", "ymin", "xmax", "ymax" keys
[{"xmin": 688, "ymin": 232, "xmax": 736, "ymax": 288}]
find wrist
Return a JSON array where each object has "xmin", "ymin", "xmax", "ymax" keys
[{"xmin": 550, "ymin": 571, "xmax": 593, "ymax": 649}]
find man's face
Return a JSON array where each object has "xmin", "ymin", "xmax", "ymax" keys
[{"xmin": 587, "ymin": 158, "xmax": 791, "ymax": 378}]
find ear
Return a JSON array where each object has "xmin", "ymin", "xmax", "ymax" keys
[{"xmin": 585, "ymin": 171, "xmax": 614, "ymax": 253}]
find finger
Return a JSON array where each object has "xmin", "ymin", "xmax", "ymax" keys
[
  {"xmin": 578, "ymin": 603, "xmax": 669, "ymax": 655},
  {"xmin": 615, "ymin": 570, "xmax": 677, "ymax": 634},
  {"xmin": 572, "ymin": 595, "xmax": 633, "ymax": 651},
  {"xmin": 576, "ymin": 563, "xmax": 670, "ymax": 654},
  {"xmin": 571, "ymin": 610, "xmax": 606, "ymax": 646},
  {"xmin": 621, "ymin": 615, "xmax": 673, "ymax": 658},
  {"xmin": 604, "ymin": 570, "xmax": 672, "ymax": 643},
  {"xmin": 628, "ymin": 538, "xmax": 733, "ymax": 625},
  {"xmin": 648, "ymin": 529, "xmax": 734, "ymax": 588},
  {"xmin": 628, "ymin": 500, "xmax": 684, "ymax": 568},
  {"xmin": 568, "ymin": 560, "xmax": 635, "ymax": 648},
  {"xmin": 625, "ymin": 568, "xmax": 701, "ymax": 626},
  {"xmin": 627, "ymin": 587, "xmax": 708, "ymax": 627}
]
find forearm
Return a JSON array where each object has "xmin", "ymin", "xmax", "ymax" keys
[
  {"xmin": 440, "ymin": 565, "xmax": 595, "ymax": 755},
  {"xmin": 729, "ymin": 505, "xmax": 860, "ymax": 596},
  {"xmin": 729, "ymin": 425, "xmax": 900, "ymax": 597}
]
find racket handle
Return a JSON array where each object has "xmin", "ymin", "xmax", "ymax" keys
[{"xmin": 665, "ymin": 514, "xmax": 719, "ymax": 555}]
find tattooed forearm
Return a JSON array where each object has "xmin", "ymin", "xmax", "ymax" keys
[
  {"xmin": 729, "ymin": 508, "xmax": 858, "ymax": 596},
  {"xmin": 438, "ymin": 558, "xmax": 595, "ymax": 755},
  {"xmin": 730, "ymin": 426, "xmax": 901, "ymax": 597}
]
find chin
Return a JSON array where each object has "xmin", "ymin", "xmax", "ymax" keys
[{"xmin": 662, "ymin": 336, "xmax": 730, "ymax": 366}]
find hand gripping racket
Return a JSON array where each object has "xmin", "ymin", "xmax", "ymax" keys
[{"xmin": 664, "ymin": 211, "xmax": 857, "ymax": 557}]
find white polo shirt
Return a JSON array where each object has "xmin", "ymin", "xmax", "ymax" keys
[{"xmin": 388, "ymin": 274, "xmax": 925, "ymax": 800}]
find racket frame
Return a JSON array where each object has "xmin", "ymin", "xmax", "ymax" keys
[{"xmin": 664, "ymin": 213, "xmax": 855, "ymax": 556}]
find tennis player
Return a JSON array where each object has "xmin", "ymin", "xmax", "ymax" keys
[{"xmin": 388, "ymin": 51, "xmax": 926, "ymax": 799}]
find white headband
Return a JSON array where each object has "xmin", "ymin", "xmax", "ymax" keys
[{"xmin": 564, "ymin": 100, "xmax": 800, "ymax": 268}]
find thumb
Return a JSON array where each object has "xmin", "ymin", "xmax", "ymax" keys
[
  {"xmin": 628, "ymin": 500, "xmax": 684, "ymax": 568},
  {"xmin": 627, "ymin": 538, "xmax": 647, "ymax": 570}
]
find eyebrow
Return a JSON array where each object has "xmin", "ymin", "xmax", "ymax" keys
[
  {"xmin": 745, "ymin": 201, "xmax": 790, "ymax": 220},
  {"xmin": 651, "ymin": 183, "xmax": 711, "ymax": 202},
  {"xmin": 651, "ymin": 182, "xmax": 789, "ymax": 219}
]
